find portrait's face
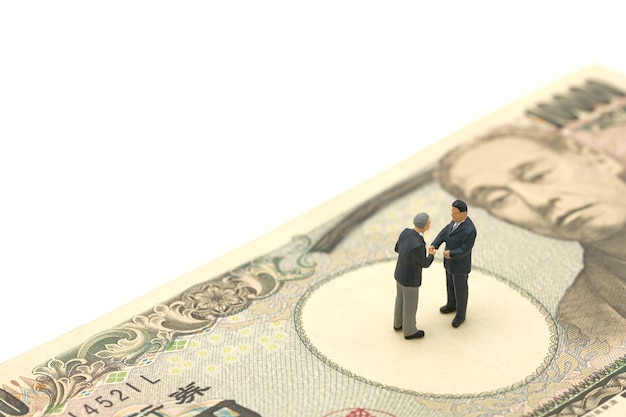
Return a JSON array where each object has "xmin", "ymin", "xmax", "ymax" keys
[{"xmin": 446, "ymin": 136, "xmax": 626, "ymax": 242}]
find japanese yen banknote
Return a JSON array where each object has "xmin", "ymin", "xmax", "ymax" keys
[{"xmin": 1, "ymin": 65, "xmax": 625, "ymax": 417}]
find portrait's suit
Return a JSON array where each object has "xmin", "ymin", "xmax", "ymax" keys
[
  {"xmin": 431, "ymin": 217, "xmax": 477, "ymax": 321},
  {"xmin": 393, "ymin": 228, "xmax": 434, "ymax": 337}
]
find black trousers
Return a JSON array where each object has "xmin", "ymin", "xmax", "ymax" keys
[{"xmin": 445, "ymin": 271, "xmax": 468, "ymax": 319}]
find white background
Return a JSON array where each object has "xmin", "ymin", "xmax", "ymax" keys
[{"xmin": 1, "ymin": 1, "xmax": 625, "ymax": 363}]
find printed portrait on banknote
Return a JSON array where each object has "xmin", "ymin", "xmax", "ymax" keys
[{"xmin": 0, "ymin": 66, "xmax": 624, "ymax": 417}]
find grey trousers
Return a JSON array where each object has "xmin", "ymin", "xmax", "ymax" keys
[{"xmin": 393, "ymin": 281, "xmax": 420, "ymax": 336}]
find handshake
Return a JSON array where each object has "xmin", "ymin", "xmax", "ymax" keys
[{"xmin": 428, "ymin": 245, "xmax": 451, "ymax": 259}]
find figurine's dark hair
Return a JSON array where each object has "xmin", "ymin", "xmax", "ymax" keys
[
  {"xmin": 436, "ymin": 126, "xmax": 580, "ymax": 205},
  {"xmin": 452, "ymin": 199, "xmax": 468, "ymax": 212}
]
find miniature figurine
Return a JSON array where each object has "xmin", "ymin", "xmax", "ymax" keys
[
  {"xmin": 430, "ymin": 200, "xmax": 477, "ymax": 328},
  {"xmin": 393, "ymin": 212, "xmax": 436, "ymax": 339}
]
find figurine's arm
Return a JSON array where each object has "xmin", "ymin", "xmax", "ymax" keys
[
  {"xmin": 430, "ymin": 226, "xmax": 447, "ymax": 249},
  {"xmin": 409, "ymin": 245, "xmax": 434, "ymax": 268},
  {"xmin": 448, "ymin": 228, "xmax": 476, "ymax": 259}
]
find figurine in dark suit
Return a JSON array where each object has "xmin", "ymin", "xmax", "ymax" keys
[
  {"xmin": 393, "ymin": 212, "xmax": 436, "ymax": 339},
  {"xmin": 430, "ymin": 200, "xmax": 477, "ymax": 328}
]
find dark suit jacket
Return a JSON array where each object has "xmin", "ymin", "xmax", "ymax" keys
[
  {"xmin": 431, "ymin": 217, "xmax": 477, "ymax": 275},
  {"xmin": 394, "ymin": 228, "xmax": 434, "ymax": 287}
]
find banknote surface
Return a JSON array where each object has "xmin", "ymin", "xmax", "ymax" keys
[{"xmin": 1, "ymin": 66, "xmax": 625, "ymax": 417}]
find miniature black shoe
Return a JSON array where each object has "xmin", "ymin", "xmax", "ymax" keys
[
  {"xmin": 393, "ymin": 325, "xmax": 402, "ymax": 331},
  {"xmin": 452, "ymin": 317, "xmax": 465, "ymax": 328},
  {"xmin": 440, "ymin": 305, "xmax": 456, "ymax": 314},
  {"xmin": 405, "ymin": 330, "xmax": 425, "ymax": 339}
]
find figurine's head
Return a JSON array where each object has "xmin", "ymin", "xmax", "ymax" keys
[
  {"xmin": 451, "ymin": 199, "xmax": 468, "ymax": 223},
  {"xmin": 437, "ymin": 127, "xmax": 626, "ymax": 243},
  {"xmin": 413, "ymin": 212, "xmax": 431, "ymax": 232}
]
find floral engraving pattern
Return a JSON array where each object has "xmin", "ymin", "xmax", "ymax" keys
[
  {"xmin": 181, "ymin": 281, "xmax": 254, "ymax": 319},
  {"xmin": 29, "ymin": 236, "xmax": 317, "ymax": 408}
]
